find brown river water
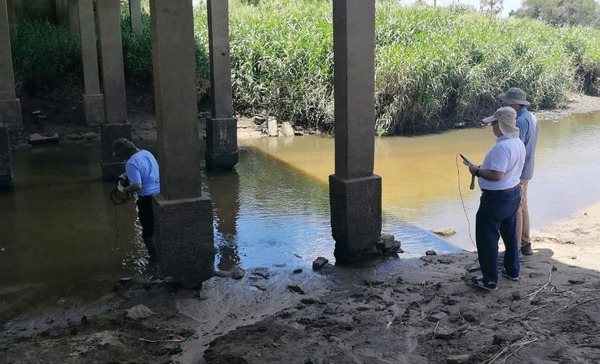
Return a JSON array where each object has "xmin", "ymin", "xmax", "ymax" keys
[{"xmin": 1, "ymin": 111, "xmax": 599, "ymax": 322}]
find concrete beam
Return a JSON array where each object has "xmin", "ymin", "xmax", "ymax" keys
[
  {"xmin": 332, "ymin": 0, "xmax": 375, "ymax": 179},
  {"xmin": 329, "ymin": 0, "xmax": 381, "ymax": 264},
  {"xmin": 67, "ymin": 0, "xmax": 79, "ymax": 35},
  {"xmin": 96, "ymin": 0, "xmax": 127, "ymax": 124},
  {"xmin": 0, "ymin": 0, "xmax": 22, "ymax": 130},
  {"xmin": 151, "ymin": 0, "xmax": 214, "ymax": 287},
  {"xmin": 206, "ymin": 0, "xmax": 237, "ymax": 170},
  {"xmin": 78, "ymin": 0, "xmax": 104, "ymax": 126},
  {"xmin": 0, "ymin": 126, "xmax": 13, "ymax": 189},
  {"xmin": 329, "ymin": 174, "xmax": 382, "ymax": 263},
  {"xmin": 207, "ymin": 0, "xmax": 233, "ymax": 119},
  {"xmin": 7, "ymin": 0, "xmax": 15, "ymax": 43},
  {"xmin": 205, "ymin": 117, "xmax": 238, "ymax": 171},
  {"xmin": 129, "ymin": 0, "xmax": 142, "ymax": 34}
]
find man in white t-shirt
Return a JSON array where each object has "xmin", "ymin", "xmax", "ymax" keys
[{"xmin": 466, "ymin": 107, "xmax": 525, "ymax": 291}]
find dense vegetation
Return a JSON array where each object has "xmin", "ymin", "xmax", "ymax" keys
[
  {"xmin": 511, "ymin": 0, "xmax": 600, "ymax": 28},
  {"xmin": 11, "ymin": 0, "xmax": 600, "ymax": 135}
]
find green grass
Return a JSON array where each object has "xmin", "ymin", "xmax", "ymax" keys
[
  {"xmin": 12, "ymin": 0, "xmax": 600, "ymax": 134},
  {"xmin": 12, "ymin": 18, "xmax": 82, "ymax": 95}
]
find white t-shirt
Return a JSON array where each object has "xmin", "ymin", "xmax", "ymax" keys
[{"xmin": 478, "ymin": 136, "xmax": 525, "ymax": 191}]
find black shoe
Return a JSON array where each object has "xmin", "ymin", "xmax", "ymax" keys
[
  {"xmin": 498, "ymin": 250, "xmax": 523, "ymax": 262},
  {"xmin": 500, "ymin": 268, "xmax": 520, "ymax": 281},
  {"xmin": 470, "ymin": 276, "xmax": 498, "ymax": 291},
  {"xmin": 521, "ymin": 243, "xmax": 533, "ymax": 256}
]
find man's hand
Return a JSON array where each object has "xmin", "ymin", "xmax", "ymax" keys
[{"xmin": 468, "ymin": 164, "xmax": 480, "ymax": 176}]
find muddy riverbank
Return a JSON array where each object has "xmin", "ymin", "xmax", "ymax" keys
[{"xmin": 2, "ymin": 93, "xmax": 600, "ymax": 363}]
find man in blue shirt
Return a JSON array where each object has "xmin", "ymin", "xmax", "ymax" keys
[
  {"xmin": 113, "ymin": 138, "xmax": 160, "ymax": 261},
  {"xmin": 467, "ymin": 107, "xmax": 525, "ymax": 291},
  {"xmin": 499, "ymin": 87, "xmax": 538, "ymax": 256}
]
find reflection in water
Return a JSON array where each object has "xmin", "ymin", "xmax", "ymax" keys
[
  {"xmin": 3, "ymin": 110, "xmax": 599, "ymax": 321},
  {"xmin": 0, "ymin": 143, "xmax": 455, "ymax": 322},
  {"xmin": 241, "ymin": 111, "xmax": 600, "ymax": 250},
  {"xmin": 205, "ymin": 170, "xmax": 242, "ymax": 271}
]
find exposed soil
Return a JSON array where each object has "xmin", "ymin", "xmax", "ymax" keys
[{"xmin": 2, "ymin": 91, "xmax": 600, "ymax": 363}]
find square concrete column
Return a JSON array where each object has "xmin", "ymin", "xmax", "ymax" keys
[
  {"xmin": 329, "ymin": 0, "xmax": 381, "ymax": 264},
  {"xmin": 207, "ymin": 0, "xmax": 233, "ymax": 119},
  {"xmin": 6, "ymin": 0, "xmax": 15, "ymax": 43},
  {"xmin": 77, "ymin": 0, "xmax": 104, "ymax": 126},
  {"xmin": 151, "ymin": 0, "xmax": 214, "ymax": 288},
  {"xmin": 205, "ymin": 0, "xmax": 237, "ymax": 171},
  {"xmin": 100, "ymin": 123, "xmax": 132, "ymax": 181},
  {"xmin": 67, "ymin": 0, "xmax": 80, "ymax": 36},
  {"xmin": 129, "ymin": 0, "xmax": 142, "ymax": 34},
  {"xmin": 205, "ymin": 117, "xmax": 238, "ymax": 171},
  {"xmin": 96, "ymin": 0, "xmax": 127, "ymax": 125},
  {"xmin": 0, "ymin": 0, "xmax": 22, "ymax": 131},
  {"xmin": 55, "ymin": 0, "xmax": 68, "ymax": 27},
  {"xmin": 0, "ymin": 126, "xmax": 12, "ymax": 189}
]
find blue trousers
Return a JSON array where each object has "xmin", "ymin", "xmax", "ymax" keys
[{"xmin": 475, "ymin": 186, "xmax": 521, "ymax": 284}]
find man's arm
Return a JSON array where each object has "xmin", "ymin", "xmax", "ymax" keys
[
  {"xmin": 124, "ymin": 182, "xmax": 142, "ymax": 193},
  {"xmin": 469, "ymin": 164, "xmax": 504, "ymax": 181},
  {"xmin": 124, "ymin": 163, "xmax": 143, "ymax": 193}
]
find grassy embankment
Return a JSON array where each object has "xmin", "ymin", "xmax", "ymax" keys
[{"xmin": 11, "ymin": 0, "xmax": 600, "ymax": 135}]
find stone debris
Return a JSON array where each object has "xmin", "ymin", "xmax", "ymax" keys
[
  {"xmin": 312, "ymin": 257, "xmax": 329, "ymax": 270},
  {"xmin": 376, "ymin": 233, "xmax": 402, "ymax": 256},
  {"xmin": 29, "ymin": 132, "xmax": 59, "ymax": 145},
  {"xmin": 267, "ymin": 118, "xmax": 278, "ymax": 137},
  {"xmin": 281, "ymin": 122, "xmax": 295, "ymax": 137},
  {"xmin": 215, "ymin": 267, "xmax": 246, "ymax": 280},
  {"xmin": 431, "ymin": 228, "xmax": 456, "ymax": 237},
  {"xmin": 125, "ymin": 304, "xmax": 154, "ymax": 320},
  {"xmin": 446, "ymin": 354, "xmax": 471, "ymax": 363}
]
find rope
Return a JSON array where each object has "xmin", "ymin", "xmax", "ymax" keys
[{"xmin": 456, "ymin": 154, "xmax": 477, "ymax": 248}]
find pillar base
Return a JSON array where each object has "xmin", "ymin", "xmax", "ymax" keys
[
  {"xmin": 329, "ymin": 174, "xmax": 382, "ymax": 264},
  {"xmin": 0, "ymin": 99, "xmax": 23, "ymax": 131},
  {"xmin": 84, "ymin": 94, "xmax": 105, "ymax": 126},
  {"xmin": 206, "ymin": 117, "xmax": 238, "ymax": 171},
  {"xmin": 100, "ymin": 123, "xmax": 132, "ymax": 181},
  {"xmin": 0, "ymin": 126, "xmax": 12, "ymax": 189},
  {"xmin": 153, "ymin": 195, "xmax": 215, "ymax": 289},
  {"xmin": 0, "ymin": 174, "xmax": 13, "ymax": 189}
]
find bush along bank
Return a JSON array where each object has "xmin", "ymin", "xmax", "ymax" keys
[{"xmin": 11, "ymin": 0, "xmax": 600, "ymax": 135}]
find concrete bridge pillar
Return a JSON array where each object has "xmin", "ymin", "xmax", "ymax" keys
[
  {"xmin": 97, "ymin": 0, "xmax": 129, "ymax": 181},
  {"xmin": 6, "ymin": 0, "xmax": 15, "ymax": 43},
  {"xmin": 67, "ymin": 0, "xmax": 79, "ymax": 35},
  {"xmin": 330, "ymin": 0, "xmax": 381, "ymax": 264},
  {"xmin": 129, "ymin": 0, "xmax": 142, "ymax": 34},
  {"xmin": 205, "ymin": 0, "xmax": 238, "ymax": 171},
  {"xmin": 0, "ymin": 126, "xmax": 12, "ymax": 189},
  {"xmin": 151, "ymin": 0, "xmax": 214, "ymax": 288},
  {"xmin": 0, "ymin": 0, "xmax": 22, "ymax": 131},
  {"xmin": 77, "ymin": 0, "xmax": 104, "ymax": 127}
]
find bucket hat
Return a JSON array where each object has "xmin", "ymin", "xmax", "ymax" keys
[
  {"xmin": 482, "ymin": 106, "xmax": 520, "ymax": 139},
  {"xmin": 498, "ymin": 87, "xmax": 530, "ymax": 106}
]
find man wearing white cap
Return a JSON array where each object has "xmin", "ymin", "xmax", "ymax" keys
[
  {"xmin": 465, "ymin": 107, "xmax": 525, "ymax": 291},
  {"xmin": 499, "ymin": 87, "xmax": 538, "ymax": 257}
]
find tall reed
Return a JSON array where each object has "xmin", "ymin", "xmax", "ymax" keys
[
  {"xmin": 12, "ymin": 0, "xmax": 600, "ymax": 134},
  {"xmin": 12, "ymin": 18, "xmax": 82, "ymax": 95}
]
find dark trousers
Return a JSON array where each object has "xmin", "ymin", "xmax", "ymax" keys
[
  {"xmin": 475, "ymin": 186, "xmax": 521, "ymax": 283},
  {"xmin": 136, "ymin": 195, "xmax": 154, "ymax": 239},
  {"xmin": 136, "ymin": 195, "xmax": 157, "ymax": 259}
]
